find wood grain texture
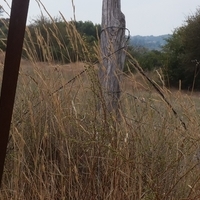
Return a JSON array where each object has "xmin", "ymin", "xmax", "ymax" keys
[{"xmin": 99, "ymin": 0, "xmax": 126, "ymax": 113}]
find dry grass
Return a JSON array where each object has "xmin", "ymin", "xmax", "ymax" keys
[
  {"xmin": 0, "ymin": 53, "xmax": 200, "ymax": 200},
  {"xmin": 1, "ymin": 3, "xmax": 200, "ymax": 199}
]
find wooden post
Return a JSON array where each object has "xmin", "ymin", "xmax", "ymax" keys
[
  {"xmin": 0, "ymin": 0, "xmax": 30, "ymax": 187},
  {"xmin": 99, "ymin": 0, "xmax": 126, "ymax": 114}
]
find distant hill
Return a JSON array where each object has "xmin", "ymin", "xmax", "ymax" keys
[{"xmin": 129, "ymin": 34, "xmax": 171, "ymax": 51}]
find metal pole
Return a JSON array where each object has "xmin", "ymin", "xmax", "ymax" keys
[{"xmin": 0, "ymin": 0, "xmax": 30, "ymax": 187}]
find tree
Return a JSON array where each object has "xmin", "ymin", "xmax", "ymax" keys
[
  {"xmin": 99, "ymin": 0, "xmax": 126, "ymax": 114},
  {"xmin": 182, "ymin": 9, "xmax": 200, "ymax": 65},
  {"xmin": 23, "ymin": 18, "xmax": 99, "ymax": 63},
  {"xmin": 162, "ymin": 28, "xmax": 185, "ymax": 88},
  {"xmin": 163, "ymin": 8, "xmax": 200, "ymax": 90}
]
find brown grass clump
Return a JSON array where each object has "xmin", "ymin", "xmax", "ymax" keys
[{"xmin": 1, "ymin": 4, "xmax": 200, "ymax": 200}]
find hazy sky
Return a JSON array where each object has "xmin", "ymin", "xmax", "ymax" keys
[{"xmin": 1, "ymin": 0, "xmax": 200, "ymax": 36}]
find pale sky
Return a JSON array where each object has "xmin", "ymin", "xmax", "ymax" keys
[{"xmin": 1, "ymin": 0, "xmax": 200, "ymax": 36}]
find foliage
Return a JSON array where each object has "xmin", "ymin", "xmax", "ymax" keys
[
  {"xmin": 162, "ymin": 29, "xmax": 185, "ymax": 87},
  {"xmin": 74, "ymin": 20, "xmax": 101, "ymax": 41},
  {"xmin": 0, "ymin": 15, "xmax": 167, "ymax": 75},
  {"xmin": 22, "ymin": 17, "xmax": 100, "ymax": 63},
  {"xmin": 163, "ymin": 8, "xmax": 200, "ymax": 90},
  {"xmin": 138, "ymin": 49, "xmax": 164, "ymax": 71},
  {"xmin": 125, "ymin": 45, "xmax": 163, "ymax": 73}
]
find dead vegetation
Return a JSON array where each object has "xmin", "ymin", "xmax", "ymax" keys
[
  {"xmin": 0, "ymin": 52, "xmax": 199, "ymax": 199},
  {"xmin": 1, "ymin": 3, "xmax": 200, "ymax": 199}
]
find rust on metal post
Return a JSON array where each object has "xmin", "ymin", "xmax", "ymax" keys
[{"xmin": 0, "ymin": 0, "xmax": 30, "ymax": 186}]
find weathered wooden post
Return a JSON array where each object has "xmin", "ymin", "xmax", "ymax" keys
[
  {"xmin": 0, "ymin": 0, "xmax": 30, "ymax": 186},
  {"xmin": 99, "ymin": 0, "xmax": 126, "ymax": 114}
]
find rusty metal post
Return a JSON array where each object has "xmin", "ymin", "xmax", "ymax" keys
[{"xmin": 0, "ymin": 0, "xmax": 30, "ymax": 187}]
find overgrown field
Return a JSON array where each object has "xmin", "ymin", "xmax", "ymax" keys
[
  {"xmin": 1, "ymin": 11, "xmax": 200, "ymax": 199},
  {"xmin": 0, "ymin": 51, "xmax": 200, "ymax": 199}
]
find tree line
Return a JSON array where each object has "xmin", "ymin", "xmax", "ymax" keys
[
  {"xmin": 0, "ymin": 7, "xmax": 200, "ymax": 90},
  {"xmin": 129, "ymin": 7, "xmax": 200, "ymax": 90},
  {"xmin": 0, "ymin": 16, "xmax": 164, "ymax": 69},
  {"xmin": 163, "ymin": 8, "xmax": 200, "ymax": 90}
]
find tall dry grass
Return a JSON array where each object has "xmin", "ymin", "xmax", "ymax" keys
[{"xmin": 1, "ymin": 2, "xmax": 200, "ymax": 199}]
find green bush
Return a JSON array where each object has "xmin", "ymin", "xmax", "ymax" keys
[
  {"xmin": 125, "ymin": 45, "xmax": 164, "ymax": 73},
  {"xmin": 163, "ymin": 8, "xmax": 200, "ymax": 90}
]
